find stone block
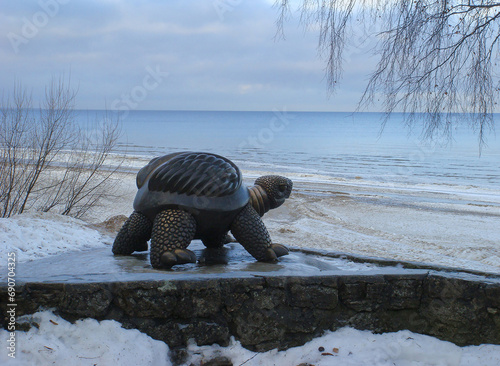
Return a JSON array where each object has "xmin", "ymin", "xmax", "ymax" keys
[{"xmin": 287, "ymin": 283, "xmax": 339, "ymax": 309}]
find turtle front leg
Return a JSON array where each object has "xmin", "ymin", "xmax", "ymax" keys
[
  {"xmin": 150, "ymin": 209, "xmax": 197, "ymax": 269},
  {"xmin": 230, "ymin": 204, "xmax": 289, "ymax": 262},
  {"xmin": 112, "ymin": 211, "xmax": 152, "ymax": 255}
]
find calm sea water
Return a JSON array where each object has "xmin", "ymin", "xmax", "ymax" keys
[{"xmin": 77, "ymin": 110, "xmax": 499, "ymax": 190}]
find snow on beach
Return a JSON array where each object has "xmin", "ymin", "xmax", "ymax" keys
[
  {"xmin": 1, "ymin": 156, "xmax": 500, "ymax": 365},
  {"xmin": 265, "ymin": 175, "xmax": 500, "ymax": 274}
]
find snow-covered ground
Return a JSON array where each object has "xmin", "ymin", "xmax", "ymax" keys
[
  {"xmin": 1, "ymin": 162, "xmax": 499, "ymax": 365},
  {"xmin": 264, "ymin": 177, "xmax": 500, "ymax": 274},
  {"xmin": 1, "ymin": 310, "xmax": 499, "ymax": 366},
  {"xmin": 0, "ymin": 212, "xmax": 112, "ymax": 263}
]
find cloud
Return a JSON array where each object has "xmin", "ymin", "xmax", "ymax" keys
[{"xmin": 0, "ymin": 0, "xmax": 376, "ymax": 111}]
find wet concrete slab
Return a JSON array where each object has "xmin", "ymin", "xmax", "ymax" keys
[
  {"xmin": 4, "ymin": 240, "xmax": 499, "ymax": 285},
  {"xmin": 8, "ymin": 241, "xmax": 420, "ymax": 284}
]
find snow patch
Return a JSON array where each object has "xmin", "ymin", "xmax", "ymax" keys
[
  {"xmin": 1, "ymin": 311, "xmax": 169, "ymax": 366},
  {"xmin": 2, "ymin": 311, "xmax": 499, "ymax": 366},
  {"xmin": 0, "ymin": 212, "xmax": 111, "ymax": 263}
]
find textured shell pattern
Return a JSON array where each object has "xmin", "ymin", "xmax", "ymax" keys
[{"xmin": 147, "ymin": 152, "xmax": 242, "ymax": 197}]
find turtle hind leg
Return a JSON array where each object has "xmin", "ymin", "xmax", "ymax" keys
[
  {"xmin": 112, "ymin": 211, "xmax": 152, "ymax": 255},
  {"xmin": 150, "ymin": 209, "xmax": 197, "ymax": 269},
  {"xmin": 230, "ymin": 203, "xmax": 289, "ymax": 262}
]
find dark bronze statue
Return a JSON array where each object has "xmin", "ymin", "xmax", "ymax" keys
[{"xmin": 112, "ymin": 152, "xmax": 293, "ymax": 269}]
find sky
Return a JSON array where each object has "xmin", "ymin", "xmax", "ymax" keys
[{"xmin": 0, "ymin": 0, "xmax": 376, "ymax": 112}]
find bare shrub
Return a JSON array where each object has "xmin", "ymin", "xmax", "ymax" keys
[{"xmin": 0, "ymin": 78, "xmax": 122, "ymax": 218}]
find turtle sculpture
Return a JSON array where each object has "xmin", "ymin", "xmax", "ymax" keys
[{"xmin": 112, "ymin": 151, "xmax": 293, "ymax": 269}]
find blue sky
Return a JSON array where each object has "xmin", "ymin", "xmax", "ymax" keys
[{"xmin": 1, "ymin": 0, "xmax": 376, "ymax": 111}]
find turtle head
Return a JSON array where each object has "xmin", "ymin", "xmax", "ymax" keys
[{"xmin": 254, "ymin": 175, "xmax": 293, "ymax": 209}]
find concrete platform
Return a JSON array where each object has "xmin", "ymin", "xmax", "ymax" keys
[
  {"xmin": 8, "ymin": 242, "xmax": 409, "ymax": 284},
  {"xmin": 8, "ymin": 241, "xmax": 499, "ymax": 283},
  {"xmin": 1, "ymin": 243, "xmax": 499, "ymax": 363}
]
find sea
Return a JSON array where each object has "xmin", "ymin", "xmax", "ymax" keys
[{"xmin": 76, "ymin": 109, "xmax": 499, "ymax": 191}]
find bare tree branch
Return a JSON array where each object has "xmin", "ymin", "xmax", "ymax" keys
[{"xmin": 276, "ymin": 0, "xmax": 500, "ymax": 147}]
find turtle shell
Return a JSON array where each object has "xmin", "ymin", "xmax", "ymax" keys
[{"xmin": 133, "ymin": 152, "xmax": 250, "ymax": 220}]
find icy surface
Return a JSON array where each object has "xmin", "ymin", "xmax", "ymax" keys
[{"xmin": 4, "ymin": 243, "xmax": 401, "ymax": 284}]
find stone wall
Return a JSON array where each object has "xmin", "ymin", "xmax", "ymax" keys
[{"xmin": 2, "ymin": 270, "xmax": 499, "ymax": 357}]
